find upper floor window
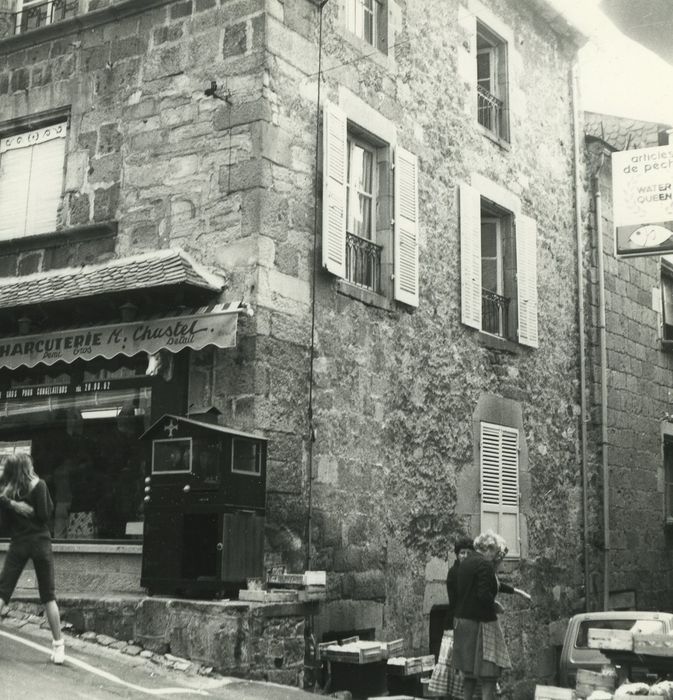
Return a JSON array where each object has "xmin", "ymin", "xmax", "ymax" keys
[
  {"xmin": 14, "ymin": 0, "xmax": 78, "ymax": 34},
  {"xmin": 322, "ymin": 102, "xmax": 419, "ymax": 307},
  {"xmin": 345, "ymin": 0, "xmax": 387, "ymax": 53},
  {"xmin": 664, "ymin": 437, "xmax": 673, "ymax": 525},
  {"xmin": 476, "ymin": 22, "xmax": 509, "ymax": 143},
  {"xmin": 480, "ymin": 422, "xmax": 520, "ymax": 557},
  {"xmin": 460, "ymin": 182, "xmax": 538, "ymax": 347},
  {"xmin": 662, "ymin": 262, "xmax": 673, "ymax": 344},
  {"xmin": 0, "ymin": 122, "xmax": 67, "ymax": 240}
]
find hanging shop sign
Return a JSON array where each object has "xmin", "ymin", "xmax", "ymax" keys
[
  {"xmin": 0, "ymin": 307, "xmax": 240, "ymax": 370},
  {"xmin": 613, "ymin": 145, "xmax": 673, "ymax": 257}
]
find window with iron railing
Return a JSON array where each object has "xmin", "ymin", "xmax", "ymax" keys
[
  {"xmin": 482, "ymin": 289, "xmax": 510, "ymax": 337},
  {"xmin": 12, "ymin": 0, "xmax": 79, "ymax": 35},
  {"xmin": 477, "ymin": 85, "xmax": 503, "ymax": 138},
  {"xmin": 476, "ymin": 23, "xmax": 509, "ymax": 142},
  {"xmin": 346, "ymin": 232, "xmax": 382, "ymax": 292},
  {"xmin": 345, "ymin": 136, "xmax": 382, "ymax": 293}
]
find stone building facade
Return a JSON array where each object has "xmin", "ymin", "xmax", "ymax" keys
[
  {"xmin": 0, "ymin": 0, "xmax": 594, "ymax": 691},
  {"xmin": 583, "ymin": 113, "xmax": 673, "ymax": 612}
]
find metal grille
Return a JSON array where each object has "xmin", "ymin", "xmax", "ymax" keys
[
  {"xmin": 13, "ymin": 0, "xmax": 78, "ymax": 34},
  {"xmin": 477, "ymin": 84, "xmax": 503, "ymax": 136},
  {"xmin": 346, "ymin": 231, "xmax": 382, "ymax": 293},
  {"xmin": 482, "ymin": 289, "xmax": 510, "ymax": 337}
]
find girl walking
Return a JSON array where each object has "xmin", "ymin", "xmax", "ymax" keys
[{"xmin": 0, "ymin": 453, "xmax": 65, "ymax": 664}]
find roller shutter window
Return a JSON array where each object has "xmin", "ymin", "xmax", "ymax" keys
[{"xmin": 0, "ymin": 123, "xmax": 67, "ymax": 240}]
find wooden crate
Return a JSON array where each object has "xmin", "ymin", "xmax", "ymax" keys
[
  {"xmin": 633, "ymin": 633, "xmax": 673, "ymax": 656},
  {"xmin": 325, "ymin": 641, "xmax": 384, "ymax": 664},
  {"xmin": 535, "ymin": 685, "xmax": 576, "ymax": 700},
  {"xmin": 575, "ymin": 669, "xmax": 616, "ymax": 699},
  {"xmin": 387, "ymin": 657, "xmax": 423, "ymax": 675},
  {"xmin": 587, "ymin": 628, "xmax": 633, "ymax": 651},
  {"xmin": 381, "ymin": 638, "xmax": 404, "ymax": 658}
]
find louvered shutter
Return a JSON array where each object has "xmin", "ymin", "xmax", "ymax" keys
[
  {"xmin": 480, "ymin": 422, "xmax": 520, "ymax": 557},
  {"xmin": 393, "ymin": 147, "xmax": 419, "ymax": 307},
  {"xmin": 321, "ymin": 102, "xmax": 347, "ymax": 278},
  {"xmin": 0, "ymin": 123, "xmax": 66, "ymax": 240},
  {"xmin": 460, "ymin": 184, "xmax": 482, "ymax": 329},
  {"xmin": 515, "ymin": 215, "xmax": 539, "ymax": 348}
]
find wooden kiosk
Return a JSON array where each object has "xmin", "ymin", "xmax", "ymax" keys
[{"xmin": 140, "ymin": 413, "xmax": 266, "ymax": 597}]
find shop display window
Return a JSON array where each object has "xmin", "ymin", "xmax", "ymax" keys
[{"xmin": 0, "ymin": 356, "xmax": 154, "ymax": 542}]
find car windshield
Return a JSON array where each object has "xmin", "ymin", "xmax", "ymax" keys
[{"xmin": 575, "ymin": 619, "xmax": 665, "ymax": 648}]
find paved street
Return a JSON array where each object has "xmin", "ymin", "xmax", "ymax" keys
[{"xmin": 0, "ymin": 624, "xmax": 318, "ymax": 700}]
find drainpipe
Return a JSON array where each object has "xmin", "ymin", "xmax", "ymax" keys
[
  {"xmin": 571, "ymin": 63, "xmax": 591, "ymax": 612},
  {"xmin": 592, "ymin": 149, "xmax": 610, "ymax": 611}
]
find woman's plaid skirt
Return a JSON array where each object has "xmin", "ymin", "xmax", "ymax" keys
[{"xmin": 428, "ymin": 630, "xmax": 464, "ymax": 699}]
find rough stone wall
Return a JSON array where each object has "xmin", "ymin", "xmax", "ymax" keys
[
  {"xmin": 584, "ymin": 137, "xmax": 673, "ymax": 611},
  {"xmin": 0, "ymin": 0, "xmax": 593, "ymax": 692},
  {"xmin": 257, "ymin": 0, "xmax": 586, "ymax": 693}
]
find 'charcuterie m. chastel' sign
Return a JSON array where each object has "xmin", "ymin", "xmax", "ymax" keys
[{"xmin": 0, "ymin": 307, "xmax": 240, "ymax": 370}]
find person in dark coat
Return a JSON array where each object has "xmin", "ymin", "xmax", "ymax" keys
[
  {"xmin": 429, "ymin": 536, "xmax": 475, "ymax": 699},
  {"xmin": 446, "ymin": 536, "xmax": 475, "ymax": 632},
  {"xmin": 453, "ymin": 531, "xmax": 531, "ymax": 700}
]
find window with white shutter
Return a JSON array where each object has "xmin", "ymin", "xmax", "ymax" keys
[
  {"xmin": 480, "ymin": 421, "xmax": 520, "ymax": 557},
  {"xmin": 0, "ymin": 122, "xmax": 67, "ymax": 241},
  {"xmin": 322, "ymin": 103, "xmax": 419, "ymax": 306},
  {"xmin": 459, "ymin": 182, "xmax": 538, "ymax": 346},
  {"xmin": 345, "ymin": 0, "xmax": 388, "ymax": 53}
]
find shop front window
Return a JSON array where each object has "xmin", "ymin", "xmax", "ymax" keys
[{"xmin": 0, "ymin": 358, "xmax": 152, "ymax": 541}]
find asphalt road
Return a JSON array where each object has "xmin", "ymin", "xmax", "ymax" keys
[{"xmin": 0, "ymin": 624, "xmax": 319, "ymax": 700}]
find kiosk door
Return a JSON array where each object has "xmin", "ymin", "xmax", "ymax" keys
[{"xmin": 221, "ymin": 511, "xmax": 265, "ymax": 581}]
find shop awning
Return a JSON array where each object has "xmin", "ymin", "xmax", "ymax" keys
[
  {"xmin": 0, "ymin": 248, "xmax": 224, "ymax": 310},
  {"xmin": 0, "ymin": 302, "xmax": 247, "ymax": 370}
]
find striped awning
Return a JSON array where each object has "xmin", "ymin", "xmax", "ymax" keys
[{"xmin": 0, "ymin": 302, "xmax": 247, "ymax": 370}]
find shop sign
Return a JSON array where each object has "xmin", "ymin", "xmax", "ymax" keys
[
  {"xmin": 0, "ymin": 307, "xmax": 240, "ymax": 370},
  {"xmin": 613, "ymin": 145, "xmax": 673, "ymax": 257}
]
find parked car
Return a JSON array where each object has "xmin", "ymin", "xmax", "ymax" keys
[{"xmin": 559, "ymin": 610, "xmax": 673, "ymax": 687}]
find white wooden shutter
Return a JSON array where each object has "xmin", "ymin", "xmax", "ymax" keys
[
  {"xmin": 515, "ymin": 214, "xmax": 539, "ymax": 348},
  {"xmin": 460, "ymin": 183, "xmax": 482, "ymax": 329},
  {"xmin": 321, "ymin": 102, "xmax": 347, "ymax": 278},
  {"xmin": 393, "ymin": 147, "xmax": 419, "ymax": 307},
  {"xmin": 0, "ymin": 123, "xmax": 66, "ymax": 240},
  {"xmin": 480, "ymin": 422, "xmax": 520, "ymax": 557}
]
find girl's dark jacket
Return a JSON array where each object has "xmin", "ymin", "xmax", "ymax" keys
[{"xmin": 454, "ymin": 551, "xmax": 514, "ymax": 623}]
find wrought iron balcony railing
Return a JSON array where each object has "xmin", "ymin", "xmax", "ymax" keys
[
  {"xmin": 482, "ymin": 289, "xmax": 510, "ymax": 338},
  {"xmin": 346, "ymin": 231, "xmax": 382, "ymax": 293},
  {"xmin": 11, "ymin": 0, "xmax": 78, "ymax": 35},
  {"xmin": 477, "ymin": 84, "xmax": 503, "ymax": 137}
]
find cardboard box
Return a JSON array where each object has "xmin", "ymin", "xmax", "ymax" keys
[
  {"xmin": 534, "ymin": 686, "xmax": 576, "ymax": 700},
  {"xmin": 303, "ymin": 570, "xmax": 327, "ymax": 586},
  {"xmin": 587, "ymin": 628, "xmax": 633, "ymax": 651},
  {"xmin": 633, "ymin": 633, "xmax": 673, "ymax": 656}
]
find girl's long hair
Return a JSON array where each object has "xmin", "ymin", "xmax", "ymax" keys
[{"xmin": 0, "ymin": 453, "xmax": 37, "ymax": 500}]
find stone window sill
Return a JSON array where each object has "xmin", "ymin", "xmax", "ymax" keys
[
  {"xmin": 336, "ymin": 279, "xmax": 394, "ymax": 311},
  {"xmin": 478, "ymin": 124, "xmax": 512, "ymax": 152},
  {"xmin": 477, "ymin": 330, "xmax": 522, "ymax": 354},
  {"xmin": 0, "ymin": 0, "xmax": 172, "ymax": 50}
]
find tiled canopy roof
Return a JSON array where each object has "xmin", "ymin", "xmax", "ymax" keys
[
  {"xmin": 0, "ymin": 248, "xmax": 225, "ymax": 310},
  {"xmin": 585, "ymin": 111, "xmax": 672, "ymax": 152}
]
